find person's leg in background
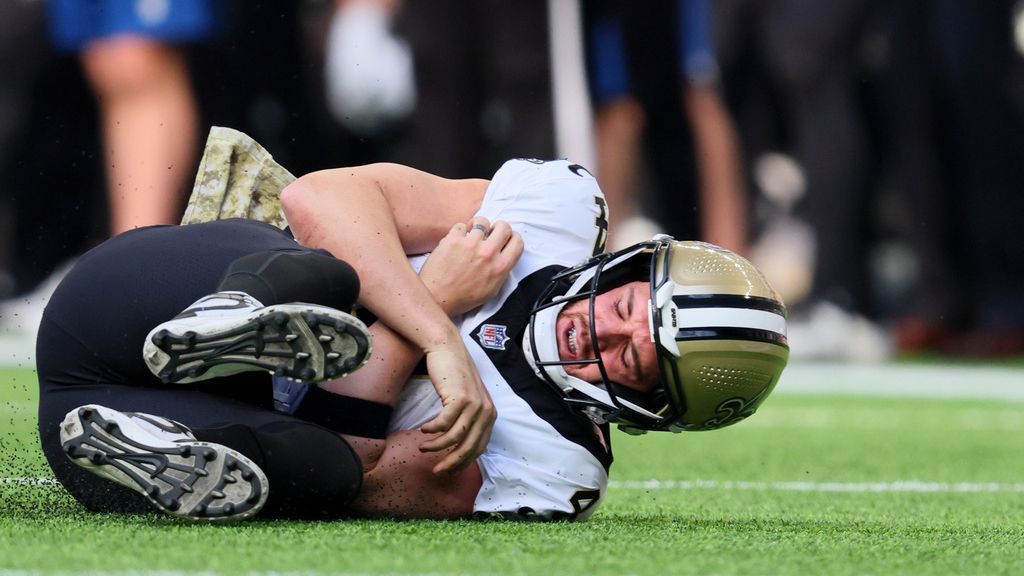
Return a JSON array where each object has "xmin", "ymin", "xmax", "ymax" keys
[
  {"xmin": 619, "ymin": 0, "xmax": 700, "ymax": 243},
  {"xmin": 760, "ymin": 0, "xmax": 873, "ymax": 312},
  {"xmin": 49, "ymin": 0, "xmax": 222, "ymax": 235},
  {"xmin": 0, "ymin": 0, "xmax": 52, "ymax": 298},
  {"xmin": 929, "ymin": 0, "xmax": 1024, "ymax": 354},
  {"xmin": 678, "ymin": 0, "xmax": 748, "ymax": 254},
  {"xmin": 397, "ymin": 0, "xmax": 481, "ymax": 177},
  {"xmin": 583, "ymin": 0, "xmax": 649, "ymax": 249}
]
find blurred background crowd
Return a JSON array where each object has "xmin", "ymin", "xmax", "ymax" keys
[{"xmin": 1, "ymin": 0, "xmax": 1023, "ymax": 362}]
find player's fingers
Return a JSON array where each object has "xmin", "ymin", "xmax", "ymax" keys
[
  {"xmin": 498, "ymin": 231, "xmax": 524, "ymax": 267},
  {"xmin": 432, "ymin": 408, "xmax": 495, "ymax": 475},
  {"xmin": 419, "ymin": 406, "xmax": 477, "ymax": 453},
  {"xmin": 483, "ymin": 220, "xmax": 512, "ymax": 247},
  {"xmin": 465, "ymin": 216, "xmax": 492, "ymax": 239},
  {"xmin": 419, "ymin": 403, "xmax": 459, "ymax": 436}
]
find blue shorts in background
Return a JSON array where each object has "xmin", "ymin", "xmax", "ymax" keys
[
  {"xmin": 49, "ymin": 0, "xmax": 222, "ymax": 52},
  {"xmin": 587, "ymin": 0, "xmax": 719, "ymax": 105}
]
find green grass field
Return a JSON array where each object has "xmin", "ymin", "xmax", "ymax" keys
[{"xmin": 1, "ymin": 365, "xmax": 1022, "ymax": 575}]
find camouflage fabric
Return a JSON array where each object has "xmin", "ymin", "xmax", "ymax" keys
[{"xmin": 181, "ymin": 126, "xmax": 295, "ymax": 229}]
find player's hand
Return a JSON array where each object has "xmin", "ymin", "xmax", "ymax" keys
[
  {"xmin": 420, "ymin": 340, "xmax": 497, "ymax": 475},
  {"xmin": 420, "ymin": 217, "xmax": 524, "ymax": 316}
]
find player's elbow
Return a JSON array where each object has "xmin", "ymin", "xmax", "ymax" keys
[{"xmin": 281, "ymin": 176, "xmax": 322, "ymax": 242}]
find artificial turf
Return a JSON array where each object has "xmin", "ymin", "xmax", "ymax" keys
[{"xmin": 1, "ymin": 365, "xmax": 1022, "ymax": 575}]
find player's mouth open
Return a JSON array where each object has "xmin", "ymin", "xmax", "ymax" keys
[{"xmin": 562, "ymin": 319, "xmax": 585, "ymax": 360}]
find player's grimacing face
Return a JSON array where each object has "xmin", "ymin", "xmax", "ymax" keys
[{"xmin": 555, "ymin": 281, "xmax": 659, "ymax": 392}]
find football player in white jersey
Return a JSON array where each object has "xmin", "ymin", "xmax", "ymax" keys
[
  {"xmin": 279, "ymin": 158, "xmax": 789, "ymax": 520},
  {"xmin": 49, "ymin": 158, "xmax": 788, "ymax": 521}
]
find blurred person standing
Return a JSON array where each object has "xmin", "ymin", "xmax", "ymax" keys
[
  {"xmin": 395, "ymin": 0, "xmax": 556, "ymax": 177},
  {"xmin": 48, "ymin": 0, "xmax": 223, "ymax": 235},
  {"xmin": 714, "ymin": 0, "xmax": 889, "ymax": 360},
  {"xmin": 0, "ymin": 0, "xmax": 52, "ymax": 300},
  {"xmin": 583, "ymin": 0, "xmax": 748, "ymax": 254},
  {"xmin": 887, "ymin": 0, "xmax": 1024, "ymax": 356}
]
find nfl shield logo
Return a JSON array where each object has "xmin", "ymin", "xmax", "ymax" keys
[{"xmin": 476, "ymin": 324, "xmax": 511, "ymax": 350}]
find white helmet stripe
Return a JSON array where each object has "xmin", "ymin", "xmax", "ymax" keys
[{"xmin": 676, "ymin": 307, "xmax": 787, "ymax": 335}]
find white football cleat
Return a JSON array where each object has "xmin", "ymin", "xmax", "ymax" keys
[
  {"xmin": 143, "ymin": 291, "xmax": 372, "ymax": 384},
  {"xmin": 60, "ymin": 404, "xmax": 268, "ymax": 522}
]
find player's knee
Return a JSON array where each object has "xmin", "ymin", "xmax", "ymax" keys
[
  {"xmin": 219, "ymin": 250, "xmax": 359, "ymax": 310},
  {"xmin": 82, "ymin": 38, "xmax": 185, "ymax": 98}
]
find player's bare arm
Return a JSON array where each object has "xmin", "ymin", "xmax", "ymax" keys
[
  {"xmin": 325, "ymin": 216, "xmax": 522, "ymax": 478},
  {"xmin": 280, "ymin": 164, "xmax": 494, "ymax": 473}
]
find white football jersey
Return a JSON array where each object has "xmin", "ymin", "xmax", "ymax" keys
[{"xmin": 389, "ymin": 159, "xmax": 612, "ymax": 520}]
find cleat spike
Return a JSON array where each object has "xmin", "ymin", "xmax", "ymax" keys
[
  {"xmin": 65, "ymin": 444, "xmax": 78, "ymax": 456},
  {"xmin": 223, "ymin": 475, "xmax": 237, "ymax": 484},
  {"xmin": 318, "ymin": 334, "xmax": 334, "ymax": 343},
  {"xmin": 285, "ymin": 334, "xmax": 299, "ymax": 342},
  {"xmin": 325, "ymin": 366, "xmax": 339, "ymax": 378},
  {"xmin": 223, "ymin": 503, "xmax": 235, "ymax": 514},
  {"xmin": 179, "ymin": 446, "xmax": 192, "ymax": 457},
  {"xmin": 80, "ymin": 407, "xmax": 94, "ymax": 418},
  {"xmin": 326, "ymin": 352, "xmax": 341, "ymax": 360},
  {"xmin": 194, "ymin": 468, "xmax": 209, "ymax": 477},
  {"xmin": 203, "ymin": 450, "xmax": 217, "ymax": 462},
  {"xmin": 241, "ymin": 470, "xmax": 254, "ymax": 481},
  {"xmin": 180, "ymin": 484, "xmax": 194, "ymax": 494},
  {"xmin": 295, "ymin": 352, "xmax": 311, "ymax": 360},
  {"xmin": 299, "ymin": 367, "xmax": 316, "ymax": 380},
  {"xmin": 211, "ymin": 491, "xmax": 226, "ymax": 500},
  {"xmin": 89, "ymin": 452, "xmax": 104, "ymax": 464}
]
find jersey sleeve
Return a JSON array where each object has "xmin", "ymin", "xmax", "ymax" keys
[{"xmin": 477, "ymin": 159, "xmax": 608, "ymax": 270}]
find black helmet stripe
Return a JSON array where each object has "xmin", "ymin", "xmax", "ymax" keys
[
  {"xmin": 675, "ymin": 327, "xmax": 789, "ymax": 347},
  {"xmin": 672, "ymin": 294, "xmax": 787, "ymax": 317}
]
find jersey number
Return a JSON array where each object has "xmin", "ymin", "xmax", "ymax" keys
[
  {"xmin": 592, "ymin": 196, "xmax": 608, "ymax": 256},
  {"xmin": 569, "ymin": 489, "xmax": 601, "ymax": 516}
]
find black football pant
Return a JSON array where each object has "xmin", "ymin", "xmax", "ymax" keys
[{"xmin": 36, "ymin": 219, "xmax": 375, "ymax": 519}]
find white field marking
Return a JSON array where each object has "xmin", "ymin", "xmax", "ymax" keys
[
  {"xmin": 6, "ymin": 476, "xmax": 1023, "ymax": 494},
  {"xmin": 0, "ymin": 477, "xmax": 59, "ymax": 486},
  {"xmin": 609, "ymin": 479, "xmax": 1024, "ymax": 494},
  {"xmin": 776, "ymin": 361, "xmax": 1024, "ymax": 403}
]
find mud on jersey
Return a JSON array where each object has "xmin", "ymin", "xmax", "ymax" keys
[{"xmin": 390, "ymin": 159, "xmax": 612, "ymax": 520}]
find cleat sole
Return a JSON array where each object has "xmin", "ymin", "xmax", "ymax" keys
[
  {"xmin": 143, "ymin": 303, "xmax": 373, "ymax": 384},
  {"xmin": 59, "ymin": 404, "xmax": 268, "ymax": 522}
]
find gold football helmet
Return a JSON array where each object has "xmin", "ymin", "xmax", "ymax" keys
[{"xmin": 525, "ymin": 236, "xmax": 789, "ymax": 432}]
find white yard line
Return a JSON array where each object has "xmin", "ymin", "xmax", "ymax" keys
[
  {"xmin": 609, "ymin": 479, "xmax": 1024, "ymax": 493},
  {"xmin": 6, "ymin": 476, "xmax": 1023, "ymax": 494}
]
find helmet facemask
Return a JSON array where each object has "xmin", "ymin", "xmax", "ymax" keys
[{"xmin": 524, "ymin": 241, "xmax": 670, "ymax": 429}]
